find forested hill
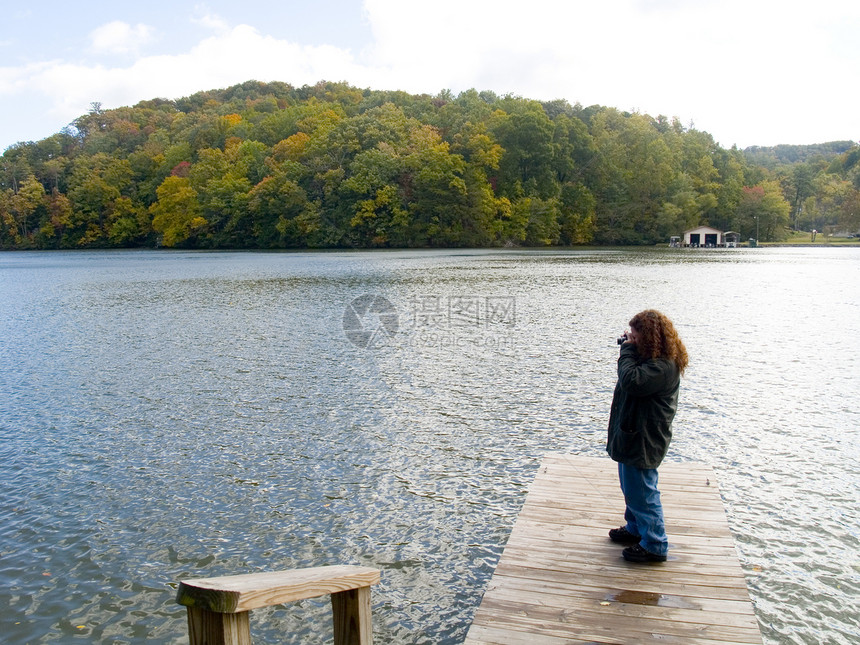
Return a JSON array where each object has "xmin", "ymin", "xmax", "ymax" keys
[
  {"xmin": 1, "ymin": 80, "xmax": 858, "ymax": 249},
  {"xmin": 743, "ymin": 141, "xmax": 856, "ymax": 167}
]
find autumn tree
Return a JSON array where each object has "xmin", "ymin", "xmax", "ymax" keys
[
  {"xmin": 7, "ymin": 174, "xmax": 45, "ymax": 242},
  {"xmin": 150, "ymin": 176, "xmax": 205, "ymax": 246},
  {"xmin": 736, "ymin": 180, "xmax": 791, "ymax": 241},
  {"xmin": 247, "ymin": 168, "xmax": 317, "ymax": 247},
  {"xmin": 0, "ymin": 79, "xmax": 853, "ymax": 250},
  {"xmin": 38, "ymin": 189, "xmax": 73, "ymax": 247},
  {"xmin": 66, "ymin": 153, "xmax": 133, "ymax": 245}
]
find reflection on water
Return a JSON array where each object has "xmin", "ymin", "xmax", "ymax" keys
[{"xmin": 0, "ymin": 247, "xmax": 858, "ymax": 644}]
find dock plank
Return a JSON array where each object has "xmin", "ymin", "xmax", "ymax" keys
[{"xmin": 464, "ymin": 454, "xmax": 761, "ymax": 645}]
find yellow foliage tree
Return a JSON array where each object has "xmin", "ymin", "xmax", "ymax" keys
[{"xmin": 150, "ymin": 176, "xmax": 206, "ymax": 246}]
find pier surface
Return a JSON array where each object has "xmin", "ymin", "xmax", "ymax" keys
[{"xmin": 465, "ymin": 454, "xmax": 762, "ymax": 644}]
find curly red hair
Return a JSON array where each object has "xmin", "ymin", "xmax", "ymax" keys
[{"xmin": 629, "ymin": 309, "xmax": 688, "ymax": 374}]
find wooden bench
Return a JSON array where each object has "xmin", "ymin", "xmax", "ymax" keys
[{"xmin": 175, "ymin": 565, "xmax": 381, "ymax": 645}]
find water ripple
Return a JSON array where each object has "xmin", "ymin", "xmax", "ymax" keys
[{"xmin": 0, "ymin": 248, "xmax": 858, "ymax": 643}]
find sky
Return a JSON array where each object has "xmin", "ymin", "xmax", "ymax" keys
[{"xmin": 1, "ymin": 0, "xmax": 857, "ymax": 153}]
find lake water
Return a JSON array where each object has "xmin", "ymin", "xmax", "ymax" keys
[{"xmin": 0, "ymin": 247, "xmax": 858, "ymax": 644}]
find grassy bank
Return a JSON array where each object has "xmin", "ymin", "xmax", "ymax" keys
[{"xmin": 758, "ymin": 230, "xmax": 860, "ymax": 246}]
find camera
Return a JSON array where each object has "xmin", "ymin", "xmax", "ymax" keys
[{"xmin": 617, "ymin": 333, "xmax": 628, "ymax": 345}]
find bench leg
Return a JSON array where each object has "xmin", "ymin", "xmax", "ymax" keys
[
  {"xmin": 186, "ymin": 606, "xmax": 252, "ymax": 645},
  {"xmin": 331, "ymin": 586, "xmax": 373, "ymax": 645}
]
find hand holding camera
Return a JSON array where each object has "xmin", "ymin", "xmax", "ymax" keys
[{"xmin": 617, "ymin": 329, "xmax": 638, "ymax": 345}]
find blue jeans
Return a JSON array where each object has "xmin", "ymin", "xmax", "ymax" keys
[{"xmin": 618, "ymin": 462, "xmax": 668, "ymax": 556}]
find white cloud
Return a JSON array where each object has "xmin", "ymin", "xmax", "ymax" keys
[
  {"xmin": 1, "ymin": 0, "xmax": 857, "ymax": 150},
  {"xmin": 0, "ymin": 60, "xmax": 55, "ymax": 94},
  {"xmin": 89, "ymin": 21, "xmax": 154, "ymax": 55},
  {"xmin": 192, "ymin": 5, "xmax": 231, "ymax": 34},
  {"xmin": 360, "ymin": 0, "xmax": 859, "ymax": 146},
  {"xmin": 15, "ymin": 25, "xmax": 369, "ymax": 128}
]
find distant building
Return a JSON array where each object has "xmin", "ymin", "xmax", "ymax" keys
[
  {"xmin": 683, "ymin": 226, "xmax": 723, "ymax": 247},
  {"xmin": 724, "ymin": 231, "xmax": 740, "ymax": 247}
]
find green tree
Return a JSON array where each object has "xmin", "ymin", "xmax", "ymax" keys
[
  {"xmin": 451, "ymin": 126, "xmax": 504, "ymax": 246},
  {"xmin": 350, "ymin": 183, "xmax": 408, "ymax": 247},
  {"xmin": 522, "ymin": 197, "xmax": 561, "ymax": 246},
  {"xmin": 0, "ymin": 145, "xmax": 33, "ymax": 194},
  {"xmin": 559, "ymin": 183, "xmax": 596, "ymax": 245},
  {"xmin": 788, "ymin": 164, "xmax": 816, "ymax": 229},
  {"xmin": 37, "ymin": 189, "xmax": 73, "ymax": 247},
  {"xmin": 840, "ymin": 187, "xmax": 860, "ymax": 233},
  {"xmin": 551, "ymin": 114, "xmax": 596, "ymax": 185},
  {"xmin": 494, "ymin": 196, "xmax": 527, "ymax": 244},
  {"xmin": 590, "ymin": 109, "xmax": 673, "ymax": 243},
  {"xmin": 150, "ymin": 176, "xmax": 205, "ymax": 246},
  {"xmin": 0, "ymin": 191, "xmax": 16, "ymax": 247},
  {"xmin": 710, "ymin": 149, "xmax": 748, "ymax": 232},
  {"xmin": 67, "ymin": 153, "xmax": 133, "ymax": 245},
  {"xmin": 107, "ymin": 196, "xmax": 149, "ymax": 246},
  {"xmin": 659, "ymin": 173, "xmax": 708, "ymax": 239},
  {"xmin": 737, "ymin": 180, "xmax": 791, "ymax": 241},
  {"xmin": 802, "ymin": 174, "xmax": 860, "ymax": 234},
  {"xmin": 403, "ymin": 126, "xmax": 469, "ymax": 246},
  {"xmin": 0, "ymin": 78, "xmax": 852, "ymax": 251},
  {"xmin": 342, "ymin": 146, "xmax": 405, "ymax": 246},
  {"xmin": 188, "ymin": 145, "xmax": 253, "ymax": 244},
  {"xmin": 247, "ymin": 169, "xmax": 317, "ymax": 246},
  {"xmin": 8, "ymin": 174, "xmax": 45, "ymax": 241},
  {"xmin": 491, "ymin": 101, "xmax": 556, "ymax": 199}
]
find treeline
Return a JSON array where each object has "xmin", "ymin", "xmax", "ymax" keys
[
  {"xmin": 744, "ymin": 142, "xmax": 856, "ymax": 168},
  {"xmin": 1, "ymin": 80, "xmax": 858, "ymax": 249}
]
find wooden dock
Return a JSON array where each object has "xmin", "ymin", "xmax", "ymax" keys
[{"xmin": 464, "ymin": 454, "xmax": 762, "ymax": 644}]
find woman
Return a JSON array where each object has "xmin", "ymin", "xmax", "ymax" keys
[{"xmin": 607, "ymin": 309, "xmax": 688, "ymax": 563}]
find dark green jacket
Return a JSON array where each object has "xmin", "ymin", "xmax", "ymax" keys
[{"xmin": 606, "ymin": 343, "xmax": 680, "ymax": 469}]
